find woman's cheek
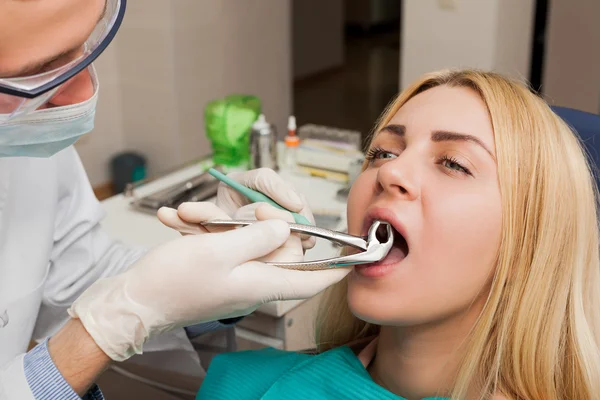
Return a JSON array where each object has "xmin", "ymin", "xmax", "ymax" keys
[{"xmin": 346, "ymin": 172, "xmax": 374, "ymax": 235}]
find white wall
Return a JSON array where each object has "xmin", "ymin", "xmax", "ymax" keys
[
  {"xmin": 400, "ymin": 0, "xmax": 535, "ymax": 88},
  {"xmin": 77, "ymin": 0, "xmax": 292, "ymax": 186},
  {"xmin": 542, "ymin": 0, "xmax": 600, "ymax": 114},
  {"xmin": 75, "ymin": 42, "xmax": 125, "ymax": 186},
  {"xmin": 493, "ymin": 0, "xmax": 536, "ymax": 81}
]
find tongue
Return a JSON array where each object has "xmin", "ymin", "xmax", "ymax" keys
[{"xmin": 382, "ymin": 245, "xmax": 407, "ymax": 264}]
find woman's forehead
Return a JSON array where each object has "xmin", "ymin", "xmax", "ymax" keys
[{"xmin": 382, "ymin": 85, "xmax": 495, "ymax": 147}]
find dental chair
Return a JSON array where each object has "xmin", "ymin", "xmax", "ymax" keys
[{"xmin": 551, "ymin": 106, "xmax": 600, "ymax": 183}]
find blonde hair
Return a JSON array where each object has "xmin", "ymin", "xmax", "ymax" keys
[{"xmin": 316, "ymin": 70, "xmax": 600, "ymax": 399}]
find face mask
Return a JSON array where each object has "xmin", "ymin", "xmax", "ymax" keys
[{"xmin": 0, "ymin": 76, "xmax": 99, "ymax": 158}]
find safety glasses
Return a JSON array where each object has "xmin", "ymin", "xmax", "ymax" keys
[{"xmin": 0, "ymin": 0, "xmax": 126, "ymax": 122}]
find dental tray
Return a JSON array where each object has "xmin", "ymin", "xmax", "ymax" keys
[{"xmin": 130, "ymin": 168, "xmax": 220, "ymax": 215}]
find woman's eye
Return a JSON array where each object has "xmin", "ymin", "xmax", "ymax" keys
[
  {"xmin": 377, "ymin": 152, "xmax": 396, "ymax": 160},
  {"xmin": 439, "ymin": 156, "xmax": 471, "ymax": 176},
  {"xmin": 365, "ymin": 147, "xmax": 398, "ymax": 163},
  {"xmin": 443, "ymin": 159, "xmax": 462, "ymax": 170}
]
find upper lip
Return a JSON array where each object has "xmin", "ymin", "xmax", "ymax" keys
[{"xmin": 362, "ymin": 207, "xmax": 410, "ymax": 246}]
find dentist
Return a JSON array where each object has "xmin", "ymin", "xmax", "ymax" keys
[{"xmin": 0, "ymin": 0, "xmax": 348, "ymax": 398}]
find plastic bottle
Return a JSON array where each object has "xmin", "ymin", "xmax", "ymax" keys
[
  {"xmin": 283, "ymin": 116, "xmax": 300, "ymax": 171},
  {"xmin": 249, "ymin": 114, "xmax": 278, "ymax": 170}
]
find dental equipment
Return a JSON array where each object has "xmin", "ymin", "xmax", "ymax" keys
[
  {"xmin": 207, "ymin": 168, "xmax": 312, "ymax": 225},
  {"xmin": 130, "ymin": 167, "xmax": 221, "ymax": 214},
  {"xmin": 200, "ymin": 220, "xmax": 394, "ymax": 270}
]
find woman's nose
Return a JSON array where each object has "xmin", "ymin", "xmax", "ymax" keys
[{"xmin": 375, "ymin": 154, "xmax": 419, "ymax": 201}]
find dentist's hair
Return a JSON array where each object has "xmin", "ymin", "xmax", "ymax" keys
[{"xmin": 316, "ymin": 69, "xmax": 600, "ymax": 399}]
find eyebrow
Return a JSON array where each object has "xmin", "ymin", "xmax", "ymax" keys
[
  {"xmin": 380, "ymin": 124, "xmax": 406, "ymax": 136},
  {"xmin": 379, "ymin": 124, "xmax": 496, "ymax": 161},
  {"xmin": 5, "ymin": 0, "xmax": 108, "ymax": 79}
]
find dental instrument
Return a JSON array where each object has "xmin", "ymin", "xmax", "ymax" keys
[
  {"xmin": 200, "ymin": 219, "xmax": 394, "ymax": 270},
  {"xmin": 207, "ymin": 168, "xmax": 312, "ymax": 225}
]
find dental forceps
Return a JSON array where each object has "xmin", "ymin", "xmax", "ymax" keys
[{"xmin": 200, "ymin": 220, "xmax": 394, "ymax": 271}]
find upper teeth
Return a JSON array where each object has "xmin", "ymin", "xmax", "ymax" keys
[{"xmin": 375, "ymin": 222, "xmax": 392, "ymax": 242}]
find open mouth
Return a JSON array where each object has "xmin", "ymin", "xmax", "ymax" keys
[
  {"xmin": 354, "ymin": 222, "xmax": 409, "ymax": 278},
  {"xmin": 375, "ymin": 222, "xmax": 409, "ymax": 261},
  {"xmin": 356, "ymin": 209, "xmax": 412, "ymax": 277}
]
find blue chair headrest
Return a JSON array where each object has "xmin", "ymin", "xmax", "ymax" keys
[{"xmin": 551, "ymin": 106, "xmax": 600, "ymax": 180}]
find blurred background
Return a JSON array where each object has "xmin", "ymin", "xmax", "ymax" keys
[
  {"xmin": 80, "ymin": 0, "xmax": 600, "ymax": 198},
  {"xmin": 73, "ymin": 2, "xmax": 600, "ymax": 396}
]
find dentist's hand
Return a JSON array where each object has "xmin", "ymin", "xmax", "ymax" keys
[
  {"xmin": 68, "ymin": 220, "xmax": 349, "ymax": 362},
  {"xmin": 161, "ymin": 201, "xmax": 305, "ymax": 263},
  {"xmin": 158, "ymin": 168, "xmax": 316, "ymax": 249}
]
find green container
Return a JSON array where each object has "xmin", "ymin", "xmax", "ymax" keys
[{"xmin": 204, "ymin": 95, "xmax": 261, "ymax": 167}]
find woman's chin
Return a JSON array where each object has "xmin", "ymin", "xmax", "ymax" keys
[
  {"xmin": 347, "ymin": 278, "xmax": 433, "ymax": 327},
  {"xmin": 347, "ymin": 287, "xmax": 405, "ymax": 325}
]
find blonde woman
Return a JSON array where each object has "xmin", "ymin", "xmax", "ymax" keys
[{"xmin": 197, "ymin": 70, "xmax": 600, "ymax": 399}]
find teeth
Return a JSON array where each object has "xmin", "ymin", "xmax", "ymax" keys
[
  {"xmin": 372, "ymin": 222, "xmax": 410, "ymax": 256},
  {"xmin": 381, "ymin": 223, "xmax": 409, "ymax": 252},
  {"xmin": 375, "ymin": 224, "xmax": 390, "ymax": 242}
]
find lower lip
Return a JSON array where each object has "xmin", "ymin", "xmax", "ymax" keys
[{"xmin": 354, "ymin": 246, "xmax": 407, "ymax": 278}]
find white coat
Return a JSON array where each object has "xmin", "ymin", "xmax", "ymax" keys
[{"xmin": 0, "ymin": 147, "xmax": 200, "ymax": 398}]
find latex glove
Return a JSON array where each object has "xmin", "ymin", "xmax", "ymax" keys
[
  {"xmin": 68, "ymin": 220, "xmax": 349, "ymax": 362},
  {"xmin": 159, "ymin": 201, "xmax": 304, "ymax": 263},
  {"xmin": 159, "ymin": 168, "xmax": 316, "ymax": 249}
]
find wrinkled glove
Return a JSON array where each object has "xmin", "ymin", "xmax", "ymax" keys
[
  {"xmin": 159, "ymin": 201, "xmax": 305, "ymax": 263},
  {"xmin": 158, "ymin": 168, "xmax": 316, "ymax": 249},
  {"xmin": 68, "ymin": 220, "xmax": 349, "ymax": 362}
]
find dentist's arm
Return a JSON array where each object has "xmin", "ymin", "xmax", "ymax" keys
[
  {"xmin": 0, "ymin": 322, "xmax": 108, "ymax": 400},
  {"xmin": 48, "ymin": 319, "xmax": 111, "ymax": 397},
  {"xmin": 12, "ymin": 168, "xmax": 347, "ymax": 398},
  {"xmin": 65, "ymin": 216, "xmax": 347, "ymax": 369},
  {"xmin": 12, "ymin": 218, "xmax": 348, "ymax": 399}
]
